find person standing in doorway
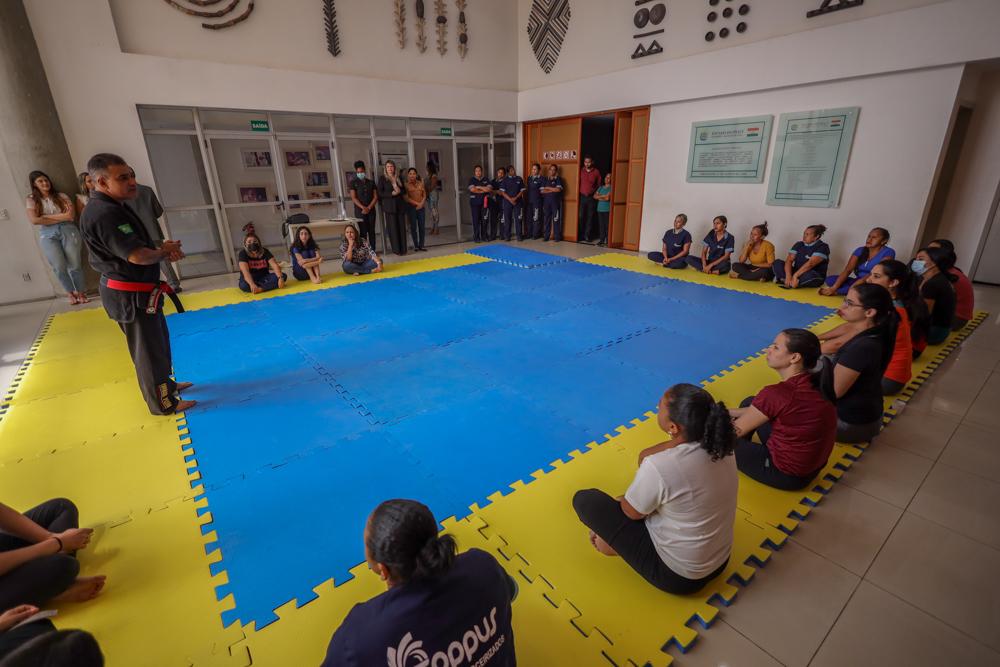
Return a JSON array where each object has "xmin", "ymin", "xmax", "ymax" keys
[
  {"xmin": 404, "ymin": 168, "xmax": 428, "ymax": 252},
  {"xmin": 25, "ymin": 171, "xmax": 88, "ymax": 305},
  {"xmin": 489, "ymin": 167, "xmax": 506, "ymax": 242},
  {"xmin": 594, "ymin": 172, "xmax": 612, "ymax": 247},
  {"xmin": 540, "ymin": 164, "xmax": 564, "ymax": 243},
  {"xmin": 377, "ymin": 160, "xmax": 408, "ymax": 256},
  {"xmin": 525, "ymin": 163, "xmax": 544, "ymax": 240},
  {"xmin": 349, "ymin": 161, "xmax": 379, "ymax": 249},
  {"xmin": 424, "ymin": 161, "xmax": 440, "ymax": 236},
  {"xmin": 500, "ymin": 165, "xmax": 525, "ymax": 243},
  {"xmin": 578, "ymin": 156, "xmax": 601, "ymax": 243},
  {"xmin": 125, "ymin": 183, "xmax": 182, "ymax": 293},
  {"xmin": 467, "ymin": 166, "xmax": 492, "ymax": 243},
  {"xmin": 79, "ymin": 153, "xmax": 194, "ymax": 416}
]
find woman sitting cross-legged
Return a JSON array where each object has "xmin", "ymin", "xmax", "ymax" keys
[
  {"xmin": 729, "ymin": 221, "xmax": 775, "ymax": 282},
  {"xmin": 913, "ymin": 246, "xmax": 959, "ymax": 344},
  {"xmin": 573, "ymin": 384, "xmax": 737, "ymax": 595},
  {"xmin": 289, "ymin": 226, "xmax": 324, "ymax": 284},
  {"xmin": 831, "ymin": 283, "xmax": 898, "ymax": 443},
  {"xmin": 647, "ymin": 214, "xmax": 692, "ymax": 269},
  {"xmin": 320, "ymin": 499, "xmax": 516, "ymax": 667},
  {"xmin": 773, "ymin": 225, "xmax": 831, "ymax": 289},
  {"xmin": 818, "ymin": 227, "xmax": 894, "ymax": 296},
  {"xmin": 928, "ymin": 239, "xmax": 973, "ymax": 331},
  {"xmin": 238, "ymin": 232, "xmax": 286, "ymax": 294},
  {"xmin": 0, "ymin": 499, "xmax": 106, "ymax": 615},
  {"xmin": 729, "ymin": 329, "xmax": 837, "ymax": 491},
  {"xmin": 866, "ymin": 260, "xmax": 929, "ymax": 394},
  {"xmin": 686, "ymin": 216, "xmax": 735, "ymax": 275},
  {"xmin": 340, "ymin": 223, "xmax": 383, "ymax": 276}
]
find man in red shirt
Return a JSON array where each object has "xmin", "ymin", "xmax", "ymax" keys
[{"xmin": 578, "ymin": 156, "xmax": 601, "ymax": 243}]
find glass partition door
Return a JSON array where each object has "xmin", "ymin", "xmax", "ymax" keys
[{"xmin": 456, "ymin": 142, "xmax": 490, "ymax": 242}]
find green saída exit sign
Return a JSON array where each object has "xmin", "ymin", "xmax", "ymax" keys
[
  {"xmin": 440, "ymin": 127, "xmax": 452, "ymax": 136},
  {"xmin": 251, "ymin": 120, "xmax": 270, "ymax": 131}
]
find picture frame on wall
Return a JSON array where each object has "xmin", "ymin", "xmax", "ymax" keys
[
  {"xmin": 305, "ymin": 171, "xmax": 330, "ymax": 187},
  {"xmin": 427, "ymin": 151, "xmax": 444, "ymax": 191},
  {"xmin": 275, "ymin": 193, "xmax": 303, "ymax": 210},
  {"xmin": 314, "ymin": 144, "xmax": 332, "ymax": 162},
  {"xmin": 285, "ymin": 150, "xmax": 312, "ymax": 167},
  {"xmin": 237, "ymin": 185, "xmax": 270, "ymax": 203},
  {"xmin": 307, "ymin": 189, "xmax": 333, "ymax": 208},
  {"xmin": 345, "ymin": 171, "xmax": 357, "ymax": 190},
  {"xmin": 242, "ymin": 150, "xmax": 272, "ymax": 170}
]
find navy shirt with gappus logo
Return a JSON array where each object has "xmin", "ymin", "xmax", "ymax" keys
[{"xmin": 321, "ymin": 549, "xmax": 515, "ymax": 667}]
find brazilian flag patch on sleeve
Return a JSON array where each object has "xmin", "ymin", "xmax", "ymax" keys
[{"xmin": 118, "ymin": 223, "xmax": 134, "ymax": 234}]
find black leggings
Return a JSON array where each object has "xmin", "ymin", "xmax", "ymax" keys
[
  {"xmin": 734, "ymin": 396, "xmax": 823, "ymax": 491},
  {"xmin": 0, "ymin": 499, "xmax": 80, "ymax": 609},
  {"xmin": 572, "ymin": 489, "xmax": 728, "ymax": 595},
  {"xmin": 731, "ymin": 264, "xmax": 774, "ymax": 282}
]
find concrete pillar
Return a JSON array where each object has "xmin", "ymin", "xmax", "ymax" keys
[{"xmin": 0, "ymin": 0, "xmax": 100, "ymax": 294}]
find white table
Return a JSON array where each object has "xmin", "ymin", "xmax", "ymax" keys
[{"xmin": 281, "ymin": 218, "xmax": 363, "ymax": 263}]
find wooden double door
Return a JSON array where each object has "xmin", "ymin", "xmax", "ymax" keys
[{"xmin": 523, "ymin": 107, "xmax": 649, "ymax": 250}]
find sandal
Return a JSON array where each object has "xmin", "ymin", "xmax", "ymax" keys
[
  {"xmin": 68, "ymin": 293, "xmax": 80, "ymax": 306},
  {"xmin": 77, "ymin": 292, "xmax": 90, "ymax": 304}
]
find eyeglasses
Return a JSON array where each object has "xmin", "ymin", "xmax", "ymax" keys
[{"xmin": 841, "ymin": 298, "xmax": 860, "ymax": 308}]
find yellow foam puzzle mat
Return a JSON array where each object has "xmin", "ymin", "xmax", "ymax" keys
[{"xmin": 0, "ymin": 250, "xmax": 986, "ymax": 666}]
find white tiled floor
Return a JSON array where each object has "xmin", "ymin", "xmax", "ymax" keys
[{"xmin": 2, "ymin": 240, "xmax": 999, "ymax": 666}]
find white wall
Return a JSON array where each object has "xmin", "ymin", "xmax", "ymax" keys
[
  {"xmin": 0, "ymin": 144, "xmax": 59, "ymax": 304},
  {"xmin": 638, "ymin": 66, "xmax": 964, "ymax": 268},
  {"xmin": 937, "ymin": 70, "xmax": 1000, "ymax": 275},
  {"xmin": 516, "ymin": 0, "xmax": 947, "ymax": 92},
  {"xmin": 109, "ymin": 0, "xmax": 517, "ymax": 92}
]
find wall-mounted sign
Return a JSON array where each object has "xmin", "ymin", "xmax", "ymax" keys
[
  {"xmin": 543, "ymin": 150, "xmax": 576, "ymax": 160},
  {"xmin": 765, "ymin": 106, "xmax": 859, "ymax": 208},
  {"xmin": 250, "ymin": 120, "xmax": 270, "ymax": 132},
  {"xmin": 686, "ymin": 115, "xmax": 772, "ymax": 183},
  {"xmin": 440, "ymin": 127, "xmax": 453, "ymax": 136}
]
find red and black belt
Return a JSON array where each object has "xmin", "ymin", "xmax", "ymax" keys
[{"xmin": 101, "ymin": 278, "xmax": 185, "ymax": 314}]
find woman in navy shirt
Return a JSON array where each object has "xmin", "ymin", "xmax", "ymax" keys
[
  {"xmin": 686, "ymin": 216, "xmax": 734, "ymax": 274},
  {"xmin": 773, "ymin": 225, "xmax": 831, "ymax": 289},
  {"xmin": 321, "ymin": 500, "xmax": 516, "ymax": 667},
  {"xmin": 289, "ymin": 226, "xmax": 324, "ymax": 284},
  {"xmin": 819, "ymin": 228, "xmax": 893, "ymax": 296},
  {"xmin": 647, "ymin": 214, "xmax": 692, "ymax": 268}
]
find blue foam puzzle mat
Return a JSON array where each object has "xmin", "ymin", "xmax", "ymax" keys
[
  {"xmin": 185, "ymin": 381, "xmax": 376, "ymax": 484},
  {"xmin": 493, "ymin": 266, "xmax": 577, "ymax": 290},
  {"xmin": 176, "ymin": 343, "xmax": 323, "ymax": 402},
  {"xmin": 469, "ymin": 291, "xmax": 574, "ymax": 323},
  {"xmin": 522, "ymin": 306, "xmax": 651, "ymax": 352},
  {"xmin": 598, "ymin": 328, "xmax": 747, "ymax": 383},
  {"xmin": 590, "ymin": 292, "xmax": 705, "ymax": 328},
  {"xmin": 167, "ymin": 303, "xmax": 266, "ymax": 337},
  {"xmin": 171, "ymin": 321, "xmax": 288, "ymax": 364},
  {"xmin": 336, "ymin": 348, "xmax": 496, "ymax": 425},
  {"xmin": 383, "ymin": 385, "xmax": 595, "ymax": 510},
  {"xmin": 294, "ymin": 321, "xmax": 431, "ymax": 374},
  {"xmin": 534, "ymin": 260, "xmax": 617, "ymax": 280},
  {"xmin": 582, "ymin": 268, "xmax": 674, "ymax": 293},
  {"xmin": 465, "ymin": 244, "xmax": 571, "ymax": 267},
  {"xmin": 455, "ymin": 261, "xmax": 525, "ymax": 280},
  {"xmin": 443, "ymin": 325, "xmax": 580, "ymax": 383},
  {"xmin": 641, "ymin": 280, "xmax": 747, "ymax": 306},
  {"xmin": 203, "ymin": 430, "xmax": 462, "ymax": 628},
  {"xmin": 398, "ymin": 268, "xmax": 480, "ymax": 293},
  {"xmin": 530, "ymin": 273, "xmax": 650, "ymax": 306},
  {"xmin": 253, "ymin": 289, "xmax": 353, "ymax": 318},
  {"xmin": 388, "ymin": 303, "xmax": 512, "ymax": 346},
  {"xmin": 271, "ymin": 305, "xmax": 389, "ymax": 340}
]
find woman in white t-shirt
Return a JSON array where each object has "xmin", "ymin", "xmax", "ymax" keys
[
  {"xmin": 573, "ymin": 383, "xmax": 738, "ymax": 594},
  {"xmin": 25, "ymin": 171, "xmax": 89, "ymax": 305}
]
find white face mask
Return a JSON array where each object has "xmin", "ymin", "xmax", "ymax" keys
[
  {"xmin": 911, "ymin": 260, "xmax": 928, "ymax": 274},
  {"xmin": 356, "ymin": 172, "xmax": 365, "ymax": 179}
]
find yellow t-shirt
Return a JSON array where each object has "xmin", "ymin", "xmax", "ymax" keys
[{"xmin": 743, "ymin": 240, "xmax": 775, "ymax": 267}]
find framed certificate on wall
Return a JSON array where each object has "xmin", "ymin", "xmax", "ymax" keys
[{"xmin": 686, "ymin": 115, "xmax": 772, "ymax": 183}]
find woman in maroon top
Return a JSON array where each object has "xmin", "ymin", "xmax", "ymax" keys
[{"xmin": 729, "ymin": 329, "xmax": 838, "ymax": 491}]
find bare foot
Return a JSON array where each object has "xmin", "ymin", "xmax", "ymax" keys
[
  {"xmin": 353, "ymin": 272, "xmax": 360, "ymax": 277},
  {"xmin": 372, "ymin": 266, "xmax": 382, "ymax": 273},
  {"xmin": 588, "ymin": 530, "xmax": 619, "ymax": 557},
  {"xmin": 52, "ymin": 576, "xmax": 106, "ymax": 603},
  {"xmin": 711, "ymin": 270, "xmax": 720, "ymax": 275},
  {"xmin": 174, "ymin": 399, "xmax": 196, "ymax": 413},
  {"xmin": 176, "ymin": 382, "xmax": 194, "ymax": 391},
  {"xmin": 759, "ymin": 278, "xmax": 767, "ymax": 283},
  {"xmin": 728, "ymin": 272, "xmax": 738, "ymax": 279}
]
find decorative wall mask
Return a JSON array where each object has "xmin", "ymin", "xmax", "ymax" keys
[
  {"xmin": 435, "ymin": 0, "xmax": 448, "ymax": 55},
  {"xmin": 395, "ymin": 0, "xmax": 407, "ymax": 48},
  {"xmin": 807, "ymin": 0, "xmax": 864, "ymax": 18},
  {"xmin": 163, "ymin": 0, "xmax": 255, "ymax": 29},
  {"xmin": 324, "ymin": 0, "xmax": 341, "ymax": 56},
  {"xmin": 632, "ymin": 1, "xmax": 665, "ymax": 60},
  {"xmin": 415, "ymin": 0, "xmax": 428, "ymax": 52},
  {"xmin": 527, "ymin": 0, "xmax": 571, "ymax": 74},
  {"xmin": 456, "ymin": 0, "xmax": 468, "ymax": 59}
]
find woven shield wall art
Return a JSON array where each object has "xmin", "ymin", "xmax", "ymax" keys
[{"xmin": 527, "ymin": 0, "xmax": 571, "ymax": 74}]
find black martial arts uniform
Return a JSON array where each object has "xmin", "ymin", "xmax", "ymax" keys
[{"xmin": 81, "ymin": 191, "xmax": 180, "ymax": 415}]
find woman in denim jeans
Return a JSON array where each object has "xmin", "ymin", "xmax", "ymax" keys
[
  {"xmin": 340, "ymin": 223, "xmax": 383, "ymax": 276},
  {"xmin": 25, "ymin": 171, "xmax": 88, "ymax": 305}
]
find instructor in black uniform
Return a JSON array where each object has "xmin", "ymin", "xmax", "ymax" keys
[{"xmin": 80, "ymin": 153, "xmax": 195, "ymax": 416}]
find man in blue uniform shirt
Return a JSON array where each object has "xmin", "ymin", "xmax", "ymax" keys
[
  {"xmin": 540, "ymin": 164, "xmax": 564, "ymax": 242},
  {"xmin": 524, "ymin": 163, "xmax": 544, "ymax": 239},
  {"xmin": 467, "ymin": 166, "xmax": 492, "ymax": 243},
  {"xmin": 500, "ymin": 165, "xmax": 525, "ymax": 242}
]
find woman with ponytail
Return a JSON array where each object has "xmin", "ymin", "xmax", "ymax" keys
[
  {"xmin": 729, "ymin": 221, "xmax": 775, "ymax": 282},
  {"xmin": 866, "ymin": 260, "xmax": 926, "ymax": 393},
  {"xmin": 321, "ymin": 499, "xmax": 516, "ymax": 667},
  {"xmin": 773, "ymin": 225, "xmax": 831, "ymax": 289},
  {"xmin": 913, "ymin": 246, "xmax": 959, "ymax": 343},
  {"xmin": 573, "ymin": 384, "xmax": 738, "ymax": 595},
  {"xmin": 929, "ymin": 239, "xmax": 973, "ymax": 330},
  {"xmin": 729, "ymin": 329, "xmax": 837, "ymax": 490},
  {"xmin": 831, "ymin": 284, "xmax": 898, "ymax": 443},
  {"xmin": 819, "ymin": 227, "xmax": 894, "ymax": 296}
]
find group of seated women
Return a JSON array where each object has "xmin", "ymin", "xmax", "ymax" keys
[{"xmin": 236, "ymin": 223, "xmax": 385, "ymax": 293}]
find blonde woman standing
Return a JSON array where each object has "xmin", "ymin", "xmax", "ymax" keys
[{"xmin": 377, "ymin": 160, "xmax": 408, "ymax": 256}]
